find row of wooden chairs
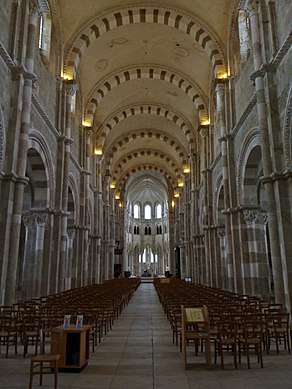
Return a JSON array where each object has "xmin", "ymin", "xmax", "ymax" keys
[
  {"xmin": 0, "ymin": 278, "xmax": 140, "ymax": 359},
  {"xmin": 154, "ymin": 279, "xmax": 291, "ymax": 369}
]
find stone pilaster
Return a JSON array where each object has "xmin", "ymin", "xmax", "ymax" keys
[
  {"xmin": 33, "ymin": 212, "xmax": 48, "ymax": 297},
  {"xmin": 245, "ymin": 0, "xmax": 286, "ymax": 305},
  {"xmin": 217, "ymin": 226, "xmax": 227, "ymax": 290},
  {"xmin": 21, "ymin": 213, "xmax": 37, "ymax": 300},
  {"xmin": 0, "ymin": 0, "xmax": 39, "ymax": 304},
  {"xmin": 65, "ymin": 227, "xmax": 75, "ymax": 289},
  {"xmin": 199, "ymin": 125, "xmax": 210, "ymax": 284},
  {"xmin": 103, "ymin": 174, "xmax": 111, "ymax": 280},
  {"xmin": 216, "ymin": 80, "xmax": 238, "ymax": 292},
  {"xmin": 242, "ymin": 208, "xmax": 271, "ymax": 300}
]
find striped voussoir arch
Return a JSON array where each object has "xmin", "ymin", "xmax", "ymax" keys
[
  {"xmin": 115, "ymin": 163, "xmax": 177, "ymax": 192},
  {"xmin": 95, "ymin": 104, "xmax": 196, "ymax": 151},
  {"xmin": 104, "ymin": 130, "xmax": 189, "ymax": 168},
  {"xmin": 27, "ymin": 148, "xmax": 50, "ymax": 209},
  {"xmin": 85, "ymin": 66, "xmax": 208, "ymax": 125},
  {"xmin": 28, "ymin": 132, "xmax": 55, "ymax": 208},
  {"xmin": 65, "ymin": 5, "xmax": 225, "ymax": 79},
  {"xmin": 110, "ymin": 149, "xmax": 181, "ymax": 179}
]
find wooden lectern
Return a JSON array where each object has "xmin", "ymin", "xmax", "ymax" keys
[
  {"xmin": 51, "ymin": 325, "xmax": 91, "ymax": 372},
  {"xmin": 181, "ymin": 305, "xmax": 212, "ymax": 370}
]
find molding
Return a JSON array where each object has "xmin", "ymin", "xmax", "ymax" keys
[
  {"xmin": 31, "ymin": 94, "xmax": 59, "ymax": 138},
  {"xmin": 271, "ymin": 30, "xmax": 292, "ymax": 68},
  {"xmin": 70, "ymin": 153, "xmax": 83, "ymax": 173},
  {"xmin": 232, "ymin": 93, "xmax": 257, "ymax": 136},
  {"xmin": 0, "ymin": 42, "xmax": 15, "ymax": 69}
]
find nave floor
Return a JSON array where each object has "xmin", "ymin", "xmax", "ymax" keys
[{"xmin": 1, "ymin": 283, "xmax": 292, "ymax": 389}]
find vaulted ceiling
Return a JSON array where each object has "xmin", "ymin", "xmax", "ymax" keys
[{"xmin": 54, "ymin": 0, "xmax": 232, "ymax": 200}]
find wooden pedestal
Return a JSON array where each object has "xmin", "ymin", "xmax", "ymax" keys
[{"xmin": 51, "ymin": 325, "xmax": 91, "ymax": 372}]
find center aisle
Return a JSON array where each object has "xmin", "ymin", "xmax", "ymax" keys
[{"xmin": 63, "ymin": 282, "xmax": 192, "ymax": 389}]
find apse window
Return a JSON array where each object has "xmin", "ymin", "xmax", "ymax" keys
[
  {"xmin": 134, "ymin": 204, "xmax": 140, "ymax": 218},
  {"xmin": 156, "ymin": 203, "xmax": 162, "ymax": 218},
  {"xmin": 144, "ymin": 205, "xmax": 151, "ymax": 219}
]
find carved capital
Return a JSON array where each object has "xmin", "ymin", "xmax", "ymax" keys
[
  {"xmin": 66, "ymin": 84, "xmax": 76, "ymax": 98},
  {"xmin": 243, "ymin": 209, "xmax": 268, "ymax": 225},
  {"xmin": 250, "ymin": 63, "xmax": 274, "ymax": 82},
  {"xmin": 199, "ymin": 125, "xmax": 209, "ymax": 138},
  {"xmin": 243, "ymin": 209, "xmax": 258, "ymax": 225},
  {"xmin": 29, "ymin": 0, "xmax": 41, "ymax": 16},
  {"xmin": 67, "ymin": 228, "xmax": 75, "ymax": 239},
  {"xmin": 22, "ymin": 214, "xmax": 35, "ymax": 228},
  {"xmin": 85, "ymin": 127, "xmax": 93, "ymax": 139},
  {"xmin": 35, "ymin": 213, "xmax": 48, "ymax": 226},
  {"xmin": 245, "ymin": 0, "xmax": 259, "ymax": 16}
]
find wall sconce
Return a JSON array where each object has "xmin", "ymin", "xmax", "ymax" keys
[
  {"xmin": 115, "ymin": 193, "xmax": 120, "ymax": 200},
  {"xmin": 174, "ymin": 190, "xmax": 179, "ymax": 198},
  {"xmin": 61, "ymin": 70, "xmax": 74, "ymax": 81},
  {"xmin": 94, "ymin": 147, "xmax": 103, "ymax": 156},
  {"xmin": 110, "ymin": 182, "xmax": 116, "ymax": 189},
  {"xmin": 217, "ymin": 72, "xmax": 228, "ymax": 79},
  {"xmin": 183, "ymin": 164, "xmax": 190, "ymax": 174},
  {"xmin": 82, "ymin": 120, "xmax": 92, "ymax": 127},
  {"xmin": 171, "ymin": 200, "xmax": 175, "ymax": 208},
  {"xmin": 178, "ymin": 179, "xmax": 184, "ymax": 188},
  {"xmin": 200, "ymin": 119, "xmax": 210, "ymax": 126},
  {"xmin": 118, "ymin": 202, "xmax": 123, "ymax": 208}
]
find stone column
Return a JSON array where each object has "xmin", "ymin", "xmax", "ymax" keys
[
  {"xmin": 33, "ymin": 213, "xmax": 48, "ymax": 297},
  {"xmin": 57, "ymin": 82, "xmax": 75, "ymax": 291},
  {"xmin": 21, "ymin": 213, "xmax": 36, "ymax": 300},
  {"xmin": 79, "ymin": 127, "xmax": 92, "ymax": 286},
  {"xmin": 245, "ymin": 0, "xmax": 285, "ymax": 304},
  {"xmin": 217, "ymin": 226, "xmax": 227, "ymax": 290},
  {"xmin": 199, "ymin": 125, "xmax": 210, "ymax": 284},
  {"xmin": 168, "ymin": 198, "xmax": 175, "ymax": 275},
  {"xmin": 65, "ymin": 227, "xmax": 75, "ymax": 289},
  {"xmin": 216, "ymin": 80, "xmax": 238, "ymax": 292},
  {"xmin": 103, "ymin": 174, "xmax": 110, "ymax": 280},
  {"xmin": 242, "ymin": 208, "xmax": 271, "ymax": 300},
  {"xmin": 94, "ymin": 155, "xmax": 103, "ymax": 283},
  {"xmin": 40, "ymin": 208, "xmax": 54, "ymax": 296},
  {"xmin": 1, "ymin": 0, "xmax": 39, "ymax": 304}
]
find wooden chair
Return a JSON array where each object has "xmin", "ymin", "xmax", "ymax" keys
[
  {"xmin": 29, "ymin": 329, "xmax": 61, "ymax": 389},
  {"xmin": 0, "ymin": 310, "xmax": 18, "ymax": 357},
  {"xmin": 214, "ymin": 320, "xmax": 238, "ymax": 369},
  {"xmin": 22, "ymin": 315, "xmax": 41, "ymax": 357},
  {"xmin": 239, "ymin": 320, "xmax": 264, "ymax": 369},
  {"xmin": 268, "ymin": 312, "xmax": 291, "ymax": 354},
  {"xmin": 181, "ymin": 305, "xmax": 212, "ymax": 370}
]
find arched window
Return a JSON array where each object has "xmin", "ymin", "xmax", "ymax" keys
[
  {"xmin": 145, "ymin": 204, "xmax": 151, "ymax": 219},
  {"xmin": 145, "ymin": 225, "xmax": 151, "ymax": 235},
  {"xmin": 71, "ymin": 92, "xmax": 76, "ymax": 113},
  {"xmin": 156, "ymin": 203, "xmax": 162, "ymax": 218},
  {"xmin": 134, "ymin": 226, "xmax": 140, "ymax": 235},
  {"xmin": 134, "ymin": 204, "xmax": 140, "ymax": 218},
  {"xmin": 38, "ymin": 11, "xmax": 52, "ymax": 64},
  {"xmin": 156, "ymin": 225, "xmax": 162, "ymax": 234},
  {"xmin": 238, "ymin": 10, "xmax": 251, "ymax": 62}
]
